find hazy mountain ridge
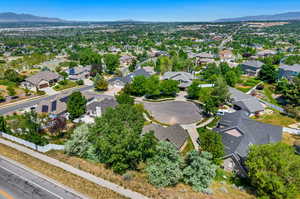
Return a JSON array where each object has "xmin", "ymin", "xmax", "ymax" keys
[
  {"xmin": 0, "ymin": 12, "xmax": 65, "ymax": 22},
  {"xmin": 216, "ymin": 12, "xmax": 300, "ymax": 22}
]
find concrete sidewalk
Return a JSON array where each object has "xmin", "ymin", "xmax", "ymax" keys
[{"xmin": 0, "ymin": 138, "xmax": 149, "ymax": 199}]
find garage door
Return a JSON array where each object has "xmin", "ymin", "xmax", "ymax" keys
[{"xmin": 39, "ymin": 83, "xmax": 49, "ymax": 88}]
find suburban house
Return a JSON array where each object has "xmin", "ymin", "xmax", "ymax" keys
[
  {"xmin": 240, "ymin": 60, "xmax": 264, "ymax": 76},
  {"xmin": 35, "ymin": 91, "xmax": 99, "ymax": 116},
  {"xmin": 78, "ymin": 97, "xmax": 118, "ymax": 124},
  {"xmin": 67, "ymin": 66, "xmax": 91, "ymax": 81},
  {"xmin": 219, "ymin": 50, "xmax": 234, "ymax": 61},
  {"xmin": 279, "ymin": 64, "xmax": 300, "ymax": 80},
  {"xmin": 143, "ymin": 124, "xmax": 189, "ymax": 151},
  {"xmin": 36, "ymin": 93, "xmax": 69, "ymax": 116},
  {"xmin": 120, "ymin": 55, "xmax": 135, "ymax": 66},
  {"xmin": 213, "ymin": 110, "xmax": 283, "ymax": 176},
  {"xmin": 162, "ymin": 72, "xmax": 196, "ymax": 89},
  {"xmin": 86, "ymin": 98, "xmax": 118, "ymax": 118},
  {"xmin": 257, "ymin": 50, "xmax": 277, "ymax": 57},
  {"xmin": 22, "ymin": 71, "xmax": 61, "ymax": 91},
  {"xmin": 109, "ymin": 68, "xmax": 152, "ymax": 87},
  {"xmin": 229, "ymin": 87, "xmax": 264, "ymax": 115}
]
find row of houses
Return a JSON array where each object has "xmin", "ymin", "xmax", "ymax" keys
[
  {"xmin": 241, "ymin": 60, "xmax": 300, "ymax": 80},
  {"xmin": 21, "ymin": 66, "xmax": 92, "ymax": 91}
]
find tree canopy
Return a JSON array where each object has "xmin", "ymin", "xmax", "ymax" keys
[
  {"xmin": 67, "ymin": 91, "xmax": 87, "ymax": 119},
  {"xmin": 246, "ymin": 143, "xmax": 300, "ymax": 199}
]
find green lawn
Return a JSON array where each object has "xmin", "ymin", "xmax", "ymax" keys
[
  {"xmin": 0, "ymin": 80, "xmax": 17, "ymax": 87},
  {"xmin": 53, "ymin": 80, "xmax": 77, "ymax": 91},
  {"xmin": 254, "ymin": 112, "xmax": 297, "ymax": 127}
]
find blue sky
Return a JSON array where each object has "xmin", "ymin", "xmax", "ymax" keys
[{"xmin": 1, "ymin": 0, "xmax": 300, "ymax": 21}]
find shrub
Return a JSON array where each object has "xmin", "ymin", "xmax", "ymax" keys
[
  {"xmin": 183, "ymin": 151, "xmax": 217, "ymax": 192},
  {"xmin": 146, "ymin": 142, "xmax": 183, "ymax": 187},
  {"xmin": 65, "ymin": 124, "xmax": 91, "ymax": 158},
  {"xmin": 76, "ymin": 80, "xmax": 84, "ymax": 85}
]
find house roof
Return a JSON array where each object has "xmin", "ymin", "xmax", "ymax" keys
[
  {"xmin": 25, "ymin": 71, "xmax": 60, "ymax": 85},
  {"xmin": 197, "ymin": 52, "xmax": 214, "ymax": 58},
  {"xmin": 229, "ymin": 87, "xmax": 264, "ymax": 113},
  {"xmin": 279, "ymin": 64, "xmax": 300, "ymax": 73},
  {"xmin": 87, "ymin": 98, "xmax": 118, "ymax": 114},
  {"xmin": 162, "ymin": 72, "xmax": 195, "ymax": 82},
  {"xmin": 142, "ymin": 124, "xmax": 189, "ymax": 150},
  {"xmin": 68, "ymin": 66, "xmax": 91, "ymax": 75},
  {"xmin": 242, "ymin": 60, "xmax": 264, "ymax": 69},
  {"xmin": 109, "ymin": 68, "xmax": 151, "ymax": 84},
  {"xmin": 214, "ymin": 111, "xmax": 282, "ymax": 158}
]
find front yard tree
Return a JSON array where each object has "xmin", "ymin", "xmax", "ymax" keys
[
  {"xmin": 246, "ymin": 143, "xmax": 300, "ymax": 199},
  {"xmin": 160, "ymin": 80, "xmax": 179, "ymax": 97},
  {"xmin": 187, "ymin": 81, "xmax": 201, "ymax": 99},
  {"xmin": 94, "ymin": 74, "xmax": 108, "ymax": 91},
  {"xmin": 91, "ymin": 105, "xmax": 157, "ymax": 173},
  {"xmin": 0, "ymin": 116, "xmax": 8, "ymax": 132},
  {"xmin": 145, "ymin": 76, "xmax": 161, "ymax": 98},
  {"xmin": 7, "ymin": 86, "xmax": 16, "ymax": 97},
  {"xmin": 104, "ymin": 54, "xmax": 120, "ymax": 74},
  {"xmin": 115, "ymin": 92, "xmax": 134, "ymax": 105},
  {"xmin": 225, "ymin": 70, "xmax": 238, "ymax": 87},
  {"xmin": 198, "ymin": 128, "xmax": 224, "ymax": 164},
  {"xmin": 4, "ymin": 69, "xmax": 23, "ymax": 83},
  {"xmin": 259, "ymin": 64, "xmax": 278, "ymax": 83},
  {"xmin": 67, "ymin": 91, "xmax": 87, "ymax": 119},
  {"xmin": 183, "ymin": 151, "xmax": 217, "ymax": 192},
  {"xmin": 211, "ymin": 77, "xmax": 230, "ymax": 105},
  {"xmin": 130, "ymin": 76, "xmax": 147, "ymax": 96},
  {"xmin": 129, "ymin": 59, "xmax": 137, "ymax": 72},
  {"xmin": 156, "ymin": 56, "xmax": 172, "ymax": 74}
]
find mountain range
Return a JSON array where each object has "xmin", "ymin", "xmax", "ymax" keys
[
  {"xmin": 216, "ymin": 12, "xmax": 300, "ymax": 22},
  {"xmin": 0, "ymin": 12, "xmax": 65, "ymax": 23}
]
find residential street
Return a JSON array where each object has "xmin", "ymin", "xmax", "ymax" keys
[
  {"xmin": 0, "ymin": 138, "xmax": 149, "ymax": 199},
  {"xmin": 0, "ymin": 155, "xmax": 86, "ymax": 199},
  {"xmin": 0, "ymin": 85, "xmax": 93, "ymax": 115}
]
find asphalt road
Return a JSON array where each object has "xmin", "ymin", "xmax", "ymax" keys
[
  {"xmin": 0, "ymin": 85, "xmax": 93, "ymax": 115},
  {"xmin": 0, "ymin": 156, "xmax": 86, "ymax": 199}
]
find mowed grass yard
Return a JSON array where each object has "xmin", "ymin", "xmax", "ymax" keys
[
  {"xmin": 0, "ymin": 143, "xmax": 125, "ymax": 199},
  {"xmin": 53, "ymin": 80, "xmax": 78, "ymax": 91},
  {"xmin": 47, "ymin": 151, "xmax": 256, "ymax": 199},
  {"xmin": 254, "ymin": 111, "xmax": 298, "ymax": 127}
]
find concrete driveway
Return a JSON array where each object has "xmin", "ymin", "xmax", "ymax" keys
[
  {"xmin": 143, "ymin": 101, "xmax": 203, "ymax": 125},
  {"xmin": 40, "ymin": 87, "xmax": 58, "ymax": 95}
]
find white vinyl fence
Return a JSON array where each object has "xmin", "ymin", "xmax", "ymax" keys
[
  {"xmin": 283, "ymin": 127, "xmax": 300, "ymax": 135},
  {"xmin": 0, "ymin": 131, "xmax": 64, "ymax": 153}
]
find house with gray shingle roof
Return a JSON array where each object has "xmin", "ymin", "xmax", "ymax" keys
[
  {"xmin": 142, "ymin": 124, "xmax": 189, "ymax": 151},
  {"xmin": 213, "ymin": 110, "xmax": 282, "ymax": 176},
  {"xmin": 67, "ymin": 65, "xmax": 91, "ymax": 81},
  {"xmin": 109, "ymin": 68, "xmax": 152, "ymax": 87},
  {"xmin": 162, "ymin": 72, "xmax": 196, "ymax": 88},
  {"xmin": 86, "ymin": 98, "xmax": 118, "ymax": 118},
  {"xmin": 229, "ymin": 87, "xmax": 264, "ymax": 115},
  {"xmin": 240, "ymin": 60, "xmax": 264, "ymax": 76},
  {"xmin": 22, "ymin": 71, "xmax": 61, "ymax": 91},
  {"xmin": 279, "ymin": 64, "xmax": 300, "ymax": 80}
]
